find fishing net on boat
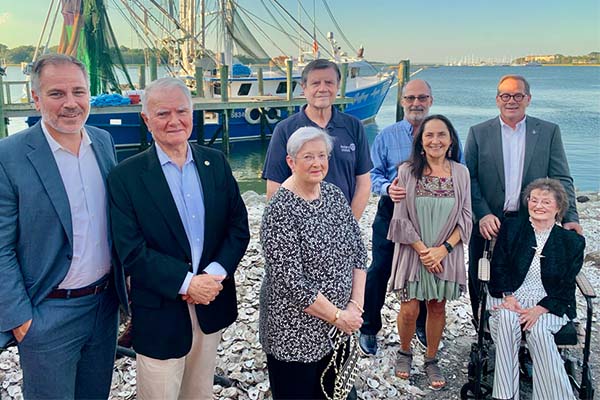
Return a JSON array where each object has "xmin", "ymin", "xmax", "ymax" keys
[
  {"xmin": 58, "ymin": 0, "xmax": 134, "ymax": 95},
  {"xmin": 225, "ymin": 1, "xmax": 271, "ymax": 64}
]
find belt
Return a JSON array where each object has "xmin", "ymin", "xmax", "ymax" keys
[
  {"xmin": 503, "ymin": 211, "xmax": 519, "ymax": 218},
  {"xmin": 47, "ymin": 279, "xmax": 110, "ymax": 299}
]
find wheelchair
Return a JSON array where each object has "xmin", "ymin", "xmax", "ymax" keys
[{"xmin": 460, "ymin": 240, "xmax": 596, "ymax": 400}]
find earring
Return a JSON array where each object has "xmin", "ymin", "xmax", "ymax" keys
[
  {"xmin": 420, "ymin": 150, "xmax": 425, "ymax": 156},
  {"xmin": 447, "ymin": 148, "xmax": 452, "ymax": 158}
]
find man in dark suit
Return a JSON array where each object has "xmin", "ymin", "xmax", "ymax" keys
[
  {"xmin": 0, "ymin": 54, "xmax": 127, "ymax": 399},
  {"xmin": 108, "ymin": 77, "xmax": 250, "ymax": 399},
  {"xmin": 465, "ymin": 74, "xmax": 582, "ymax": 322}
]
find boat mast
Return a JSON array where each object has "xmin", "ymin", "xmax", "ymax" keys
[
  {"xmin": 221, "ymin": 0, "xmax": 233, "ymax": 75},
  {"xmin": 180, "ymin": 0, "xmax": 195, "ymax": 75}
]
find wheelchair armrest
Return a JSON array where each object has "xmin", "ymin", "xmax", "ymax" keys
[{"xmin": 576, "ymin": 272, "xmax": 596, "ymax": 299}]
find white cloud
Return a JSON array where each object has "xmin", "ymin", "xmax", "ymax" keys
[{"xmin": 0, "ymin": 12, "xmax": 10, "ymax": 25}]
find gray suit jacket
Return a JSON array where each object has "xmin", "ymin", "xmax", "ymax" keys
[
  {"xmin": 0, "ymin": 121, "xmax": 126, "ymax": 347},
  {"xmin": 465, "ymin": 115, "xmax": 578, "ymax": 224}
]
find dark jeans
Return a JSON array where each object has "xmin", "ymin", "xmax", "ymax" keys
[
  {"xmin": 361, "ymin": 197, "xmax": 426, "ymax": 336},
  {"xmin": 267, "ymin": 350, "xmax": 357, "ymax": 400}
]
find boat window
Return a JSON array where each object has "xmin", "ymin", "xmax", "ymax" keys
[
  {"xmin": 238, "ymin": 83, "xmax": 252, "ymax": 96},
  {"xmin": 275, "ymin": 81, "xmax": 297, "ymax": 94},
  {"xmin": 213, "ymin": 82, "xmax": 221, "ymax": 95}
]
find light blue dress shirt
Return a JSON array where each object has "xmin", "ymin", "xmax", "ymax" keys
[
  {"xmin": 370, "ymin": 119, "xmax": 465, "ymax": 196},
  {"xmin": 500, "ymin": 116, "xmax": 526, "ymax": 212},
  {"xmin": 155, "ymin": 143, "xmax": 226, "ymax": 294}
]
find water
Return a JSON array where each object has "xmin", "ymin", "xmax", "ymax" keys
[{"xmin": 4, "ymin": 65, "xmax": 600, "ymax": 192}]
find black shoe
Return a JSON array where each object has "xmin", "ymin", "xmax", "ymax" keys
[
  {"xmin": 358, "ymin": 333, "xmax": 377, "ymax": 355},
  {"xmin": 415, "ymin": 326, "xmax": 427, "ymax": 349}
]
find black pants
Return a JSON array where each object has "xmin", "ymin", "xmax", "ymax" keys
[
  {"xmin": 361, "ymin": 197, "xmax": 426, "ymax": 336},
  {"xmin": 267, "ymin": 352, "xmax": 357, "ymax": 400},
  {"xmin": 468, "ymin": 226, "xmax": 486, "ymax": 324}
]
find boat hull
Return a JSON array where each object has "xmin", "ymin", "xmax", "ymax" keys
[{"xmin": 26, "ymin": 76, "xmax": 393, "ymax": 153}]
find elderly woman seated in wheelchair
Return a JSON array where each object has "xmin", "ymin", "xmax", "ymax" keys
[{"xmin": 487, "ymin": 178, "xmax": 585, "ymax": 400}]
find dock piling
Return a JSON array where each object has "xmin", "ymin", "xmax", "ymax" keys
[
  {"xmin": 195, "ymin": 67, "xmax": 204, "ymax": 98},
  {"xmin": 257, "ymin": 68, "xmax": 264, "ymax": 96},
  {"xmin": 395, "ymin": 60, "xmax": 410, "ymax": 122},
  {"xmin": 138, "ymin": 65, "xmax": 146, "ymax": 89},
  {"xmin": 286, "ymin": 58, "xmax": 294, "ymax": 115},
  {"xmin": 219, "ymin": 65, "xmax": 230, "ymax": 155},
  {"xmin": 339, "ymin": 62, "xmax": 348, "ymax": 112},
  {"xmin": 0, "ymin": 74, "xmax": 6, "ymax": 138},
  {"xmin": 150, "ymin": 56, "xmax": 158, "ymax": 81}
]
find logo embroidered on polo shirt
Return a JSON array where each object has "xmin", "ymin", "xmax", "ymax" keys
[{"xmin": 340, "ymin": 143, "xmax": 356, "ymax": 152}]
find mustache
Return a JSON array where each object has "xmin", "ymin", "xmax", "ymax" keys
[{"xmin": 409, "ymin": 106, "xmax": 425, "ymax": 111}]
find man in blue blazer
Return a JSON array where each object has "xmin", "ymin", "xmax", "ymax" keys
[
  {"xmin": 108, "ymin": 77, "xmax": 250, "ymax": 399},
  {"xmin": 0, "ymin": 54, "xmax": 126, "ymax": 399},
  {"xmin": 465, "ymin": 74, "xmax": 581, "ymax": 322}
]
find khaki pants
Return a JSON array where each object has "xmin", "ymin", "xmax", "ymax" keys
[{"xmin": 136, "ymin": 304, "xmax": 222, "ymax": 400}]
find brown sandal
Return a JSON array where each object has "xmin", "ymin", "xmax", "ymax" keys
[
  {"xmin": 424, "ymin": 357, "xmax": 446, "ymax": 390},
  {"xmin": 394, "ymin": 350, "xmax": 412, "ymax": 379}
]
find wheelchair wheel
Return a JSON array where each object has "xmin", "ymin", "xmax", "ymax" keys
[{"xmin": 460, "ymin": 381, "xmax": 492, "ymax": 400}]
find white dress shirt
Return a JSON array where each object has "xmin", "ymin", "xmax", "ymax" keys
[
  {"xmin": 42, "ymin": 123, "xmax": 111, "ymax": 289},
  {"xmin": 500, "ymin": 116, "xmax": 527, "ymax": 212}
]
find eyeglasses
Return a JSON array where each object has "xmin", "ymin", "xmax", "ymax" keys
[
  {"xmin": 498, "ymin": 93, "xmax": 528, "ymax": 102},
  {"xmin": 402, "ymin": 95, "xmax": 430, "ymax": 103},
  {"xmin": 297, "ymin": 153, "xmax": 330, "ymax": 164},
  {"xmin": 527, "ymin": 197, "xmax": 555, "ymax": 208}
]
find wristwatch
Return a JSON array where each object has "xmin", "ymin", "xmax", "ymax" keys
[
  {"xmin": 502, "ymin": 292, "xmax": 514, "ymax": 299},
  {"xmin": 443, "ymin": 241, "xmax": 454, "ymax": 253}
]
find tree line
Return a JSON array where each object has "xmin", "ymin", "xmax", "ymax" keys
[{"xmin": 0, "ymin": 44, "xmax": 170, "ymax": 65}]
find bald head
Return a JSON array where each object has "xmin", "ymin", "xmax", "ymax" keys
[{"xmin": 401, "ymin": 79, "xmax": 433, "ymax": 128}]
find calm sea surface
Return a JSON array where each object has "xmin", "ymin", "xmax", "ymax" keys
[{"xmin": 5, "ymin": 65, "xmax": 600, "ymax": 192}]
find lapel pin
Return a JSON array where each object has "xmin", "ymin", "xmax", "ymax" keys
[
  {"xmin": 204, "ymin": 160, "xmax": 210, "ymax": 166},
  {"xmin": 532, "ymin": 130, "xmax": 536, "ymax": 135}
]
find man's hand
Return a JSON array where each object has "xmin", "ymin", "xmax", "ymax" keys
[
  {"xmin": 563, "ymin": 221, "xmax": 583, "ymax": 235},
  {"xmin": 184, "ymin": 274, "xmax": 225, "ymax": 305},
  {"xmin": 387, "ymin": 178, "xmax": 407, "ymax": 203},
  {"xmin": 13, "ymin": 319, "xmax": 32, "ymax": 343},
  {"xmin": 479, "ymin": 214, "xmax": 501, "ymax": 240}
]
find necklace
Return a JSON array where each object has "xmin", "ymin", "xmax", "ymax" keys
[{"xmin": 292, "ymin": 178, "xmax": 323, "ymax": 210}]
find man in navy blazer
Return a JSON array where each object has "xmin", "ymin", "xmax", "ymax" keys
[
  {"xmin": 465, "ymin": 74, "xmax": 582, "ymax": 322},
  {"xmin": 108, "ymin": 77, "xmax": 250, "ymax": 399},
  {"xmin": 0, "ymin": 54, "xmax": 127, "ymax": 398}
]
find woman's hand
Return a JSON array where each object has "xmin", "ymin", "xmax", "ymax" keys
[
  {"xmin": 518, "ymin": 305, "xmax": 548, "ymax": 330},
  {"xmin": 420, "ymin": 246, "xmax": 448, "ymax": 273},
  {"xmin": 334, "ymin": 308, "xmax": 363, "ymax": 334},
  {"xmin": 493, "ymin": 295, "xmax": 522, "ymax": 312}
]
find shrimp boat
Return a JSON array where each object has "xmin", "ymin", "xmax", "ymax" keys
[{"xmin": 26, "ymin": 0, "xmax": 394, "ymax": 150}]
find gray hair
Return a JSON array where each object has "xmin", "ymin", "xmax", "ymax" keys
[
  {"xmin": 286, "ymin": 126, "xmax": 333, "ymax": 157},
  {"xmin": 142, "ymin": 77, "xmax": 193, "ymax": 113},
  {"xmin": 522, "ymin": 178, "xmax": 569, "ymax": 222},
  {"xmin": 497, "ymin": 75, "xmax": 531, "ymax": 95},
  {"xmin": 31, "ymin": 53, "xmax": 89, "ymax": 93}
]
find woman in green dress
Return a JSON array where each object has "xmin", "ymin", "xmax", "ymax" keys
[{"xmin": 387, "ymin": 114, "xmax": 472, "ymax": 390}]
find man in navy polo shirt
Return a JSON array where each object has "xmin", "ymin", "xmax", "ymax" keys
[{"xmin": 262, "ymin": 59, "xmax": 372, "ymax": 220}]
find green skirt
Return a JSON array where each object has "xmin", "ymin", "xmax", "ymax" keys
[{"xmin": 399, "ymin": 264, "xmax": 463, "ymax": 302}]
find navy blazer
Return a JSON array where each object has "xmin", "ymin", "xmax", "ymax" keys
[
  {"xmin": 108, "ymin": 143, "xmax": 250, "ymax": 360},
  {"xmin": 489, "ymin": 217, "xmax": 585, "ymax": 319},
  {"xmin": 465, "ymin": 116, "xmax": 578, "ymax": 225},
  {"xmin": 0, "ymin": 122, "xmax": 127, "ymax": 346}
]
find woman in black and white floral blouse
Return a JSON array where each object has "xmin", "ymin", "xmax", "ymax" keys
[{"xmin": 259, "ymin": 126, "xmax": 367, "ymax": 400}]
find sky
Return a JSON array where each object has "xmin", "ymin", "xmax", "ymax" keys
[{"xmin": 0, "ymin": 0, "xmax": 598, "ymax": 64}]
